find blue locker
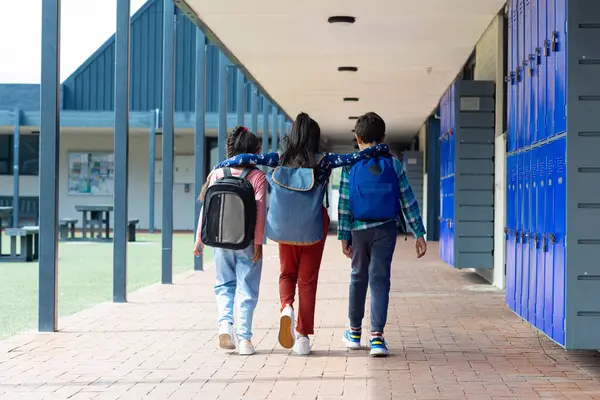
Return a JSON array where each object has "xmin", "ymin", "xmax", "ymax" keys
[
  {"xmin": 528, "ymin": 148, "xmax": 538, "ymax": 324},
  {"xmin": 507, "ymin": 1, "xmax": 514, "ymax": 152},
  {"xmin": 521, "ymin": 151, "xmax": 531, "ymax": 317},
  {"xmin": 554, "ymin": 0, "xmax": 567, "ymax": 136},
  {"xmin": 546, "ymin": 0, "xmax": 556, "ymax": 138},
  {"xmin": 506, "ymin": 155, "xmax": 516, "ymax": 311},
  {"xmin": 513, "ymin": 0, "xmax": 520, "ymax": 151},
  {"xmin": 529, "ymin": 0, "xmax": 538, "ymax": 145},
  {"xmin": 543, "ymin": 142, "xmax": 555, "ymax": 337},
  {"xmin": 537, "ymin": 0, "xmax": 548, "ymax": 142},
  {"xmin": 518, "ymin": 0, "xmax": 526, "ymax": 150},
  {"xmin": 552, "ymin": 137, "xmax": 566, "ymax": 345},
  {"xmin": 515, "ymin": 153, "xmax": 524, "ymax": 315},
  {"xmin": 535, "ymin": 147, "xmax": 546, "ymax": 330},
  {"xmin": 524, "ymin": 0, "xmax": 532, "ymax": 147}
]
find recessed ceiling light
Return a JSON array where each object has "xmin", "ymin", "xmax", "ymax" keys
[
  {"xmin": 328, "ymin": 16, "xmax": 356, "ymax": 24},
  {"xmin": 343, "ymin": 97, "xmax": 359, "ymax": 102},
  {"xmin": 349, "ymin": 116, "xmax": 359, "ymax": 120},
  {"xmin": 338, "ymin": 66, "xmax": 358, "ymax": 72},
  {"xmin": 352, "ymin": 130, "xmax": 356, "ymax": 133}
]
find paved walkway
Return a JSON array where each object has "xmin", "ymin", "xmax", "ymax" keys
[{"xmin": 1, "ymin": 239, "xmax": 600, "ymax": 400}]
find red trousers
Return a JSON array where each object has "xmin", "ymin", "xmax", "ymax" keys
[{"xmin": 278, "ymin": 208, "xmax": 330, "ymax": 335}]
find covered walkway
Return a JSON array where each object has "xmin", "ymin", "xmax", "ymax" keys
[{"xmin": 1, "ymin": 239, "xmax": 599, "ymax": 399}]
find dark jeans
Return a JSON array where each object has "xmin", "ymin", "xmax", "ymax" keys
[{"xmin": 349, "ymin": 221, "xmax": 397, "ymax": 333}]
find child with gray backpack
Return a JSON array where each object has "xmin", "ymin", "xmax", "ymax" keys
[{"xmin": 194, "ymin": 126, "xmax": 267, "ymax": 356}]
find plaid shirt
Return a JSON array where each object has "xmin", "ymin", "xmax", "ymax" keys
[{"xmin": 337, "ymin": 157, "xmax": 426, "ymax": 241}]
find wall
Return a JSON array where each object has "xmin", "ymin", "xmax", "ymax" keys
[{"xmin": 0, "ymin": 130, "xmax": 219, "ymax": 232}]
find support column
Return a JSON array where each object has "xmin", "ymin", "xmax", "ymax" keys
[
  {"xmin": 236, "ymin": 69, "xmax": 245, "ymax": 127},
  {"xmin": 218, "ymin": 52, "xmax": 227, "ymax": 162},
  {"xmin": 39, "ymin": 0, "xmax": 60, "ymax": 333},
  {"xmin": 262, "ymin": 98, "xmax": 270, "ymax": 164},
  {"xmin": 113, "ymin": 0, "xmax": 131, "ymax": 303},
  {"xmin": 12, "ymin": 108, "xmax": 20, "ymax": 230},
  {"xmin": 271, "ymin": 107, "xmax": 278, "ymax": 152},
  {"xmin": 148, "ymin": 109, "xmax": 157, "ymax": 234},
  {"xmin": 250, "ymin": 84, "xmax": 258, "ymax": 134},
  {"xmin": 161, "ymin": 0, "xmax": 175, "ymax": 284},
  {"xmin": 279, "ymin": 113, "xmax": 285, "ymax": 145},
  {"xmin": 194, "ymin": 29, "xmax": 206, "ymax": 272}
]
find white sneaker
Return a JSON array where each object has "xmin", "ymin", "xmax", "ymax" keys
[
  {"xmin": 238, "ymin": 339, "xmax": 255, "ymax": 356},
  {"xmin": 279, "ymin": 305, "xmax": 295, "ymax": 349},
  {"xmin": 218, "ymin": 322, "xmax": 236, "ymax": 350},
  {"xmin": 293, "ymin": 335, "xmax": 311, "ymax": 356}
]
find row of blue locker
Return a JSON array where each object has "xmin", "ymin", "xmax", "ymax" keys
[
  {"xmin": 505, "ymin": 136, "xmax": 566, "ymax": 346},
  {"xmin": 506, "ymin": 0, "xmax": 567, "ymax": 152}
]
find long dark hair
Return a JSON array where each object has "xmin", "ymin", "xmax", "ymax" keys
[
  {"xmin": 199, "ymin": 126, "xmax": 260, "ymax": 201},
  {"xmin": 280, "ymin": 112, "xmax": 321, "ymax": 168}
]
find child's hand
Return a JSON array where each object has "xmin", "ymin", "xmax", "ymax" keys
[
  {"xmin": 341, "ymin": 240, "xmax": 353, "ymax": 259},
  {"xmin": 193, "ymin": 239, "xmax": 203, "ymax": 257},
  {"xmin": 415, "ymin": 237, "xmax": 427, "ymax": 258},
  {"xmin": 252, "ymin": 244, "xmax": 263, "ymax": 263}
]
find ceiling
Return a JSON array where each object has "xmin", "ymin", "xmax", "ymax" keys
[{"xmin": 183, "ymin": 0, "xmax": 505, "ymax": 141}]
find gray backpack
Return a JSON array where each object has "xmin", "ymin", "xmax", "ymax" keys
[{"xmin": 200, "ymin": 167, "xmax": 256, "ymax": 250}]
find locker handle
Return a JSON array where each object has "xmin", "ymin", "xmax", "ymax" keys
[
  {"xmin": 519, "ymin": 231, "xmax": 525, "ymax": 243},
  {"xmin": 542, "ymin": 235, "xmax": 548, "ymax": 252},
  {"xmin": 535, "ymin": 47, "xmax": 542, "ymax": 65},
  {"xmin": 544, "ymin": 39, "xmax": 551, "ymax": 57},
  {"xmin": 516, "ymin": 67, "xmax": 522, "ymax": 82},
  {"xmin": 552, "ymin": 31, "xmax": 559, "ymax": 52},
  {"xmin": 548, "ymin": 233, "xmax": 556, "ymax": 245},
  {"xmin": 533, "ymin": 233, "xmax": 540, "ymax": 245},
  {"xmin": 527, "ymin": 55, "xmax": 535, "ymax": 76}
]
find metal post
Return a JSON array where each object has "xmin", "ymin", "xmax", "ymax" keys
[
  {"xmin": 271, "ymin": 107, "xmax": 278, "ymax": 152},
  {"xmin": 39, "ymin": 0, "xmax": 60, "ymax": 333},
  {"xmin": 279, "ymin": 113, "xmax": 285, "ymax": 146},
  {"xmin": 148, "ymin": 110, "xmax": 157, "ymax": 233},
  {"xmin": 113, "ymin": 0, "xmax": 130, "ymax": 303},
  {"xmin": 262, "ymin": 98, "xmax": 270, "ymax": 162},
  {"xmin": 250, "ymin": 84, "xmax": 258, "ymax": 135},
  {"xmin": 218, "ymin": 52, "xmax": 227, "ymax": 162},
  {"xmin": 12, "ymin": 109, "xmax": 20, "ymax": 230},
  {"xmin": 161, "ymin": 0, "xmax": 175, "ymax": 284},
  {"xmin": 236, "ymin": 69, "xmax": 245, "ymax": 126},
  {"xmin": 194, "ymin": 29, "xmax": 206, "ymax": 272}
]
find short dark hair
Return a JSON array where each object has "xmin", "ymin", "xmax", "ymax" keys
[{"xmin": 354, "ymin": 112, "xmax": 386, "ymax": 144}]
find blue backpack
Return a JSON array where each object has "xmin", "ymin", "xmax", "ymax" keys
[
  {"xmin": 266, "ymin": 164, "xmax": 326, "ymax": 245},
  {"xmin": 349, "ymin": 156, "xmax": 400, "ymax": 221}
]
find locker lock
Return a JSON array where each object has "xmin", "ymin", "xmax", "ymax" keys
[
  {"xmin": 528, "ymin": 55, "xmax": 535, "ymax": 77},
  {"xmin": 551, "ymin": 31, "xmax": 559, "ymax": 52},
  {"xmin": 504, "ymin": 227, "xmax": 509, "ymax": 234},
  {"xmin": 548, "ymin": 233, "xmax": 557, "ymax": 245},
  {"xmin": 533, "ymin": 233, "xmax": 540, "ymax": 246},
  {"xmin": 505, "ymin": 71, "xmax": 516, "ymax": 85},
  {"xmin": 520, "ymin": 231, "xmax": 525, "ymax": 242},
  {"xmin": 544, "ymin": 39, "xmax": 551, "ymax": 57},
  {"xmin": 542, "ymin": 235, "xmax": 548, "ymax": 252},
  {"xmin": 535, "ymin": 47, "xmax": 542, "ymax": 65},
  {"xmin": 516, "ymin": 67, "xmax": 522, "ymax": 82}
]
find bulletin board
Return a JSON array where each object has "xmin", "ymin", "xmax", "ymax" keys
[{"xmin": 68, "ymin": 152, "xmax": 114, "ymax": 195}]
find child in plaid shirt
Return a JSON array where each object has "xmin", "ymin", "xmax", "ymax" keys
[{"xmin": 337, "ymin": 112, "xmax": 427, "ymax": 357}]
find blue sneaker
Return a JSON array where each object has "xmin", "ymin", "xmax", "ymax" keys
[
  {"xmin": 343, "ymin": 329, "xmax": 362, "ymax": 349},
  {"xmin": 369, "ymin": 336, "xmax": 389, "ymax": 357}
]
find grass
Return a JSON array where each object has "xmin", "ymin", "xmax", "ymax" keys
[{"xmin": 0, "ymin": 233, "xmax": 213, "ymax": 340}]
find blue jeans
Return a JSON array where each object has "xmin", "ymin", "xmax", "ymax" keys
[
  {"xmin": 349, "ymin": 221, "xmax": 397, "ymax": 333},
  {"xmin": 214, "ymin": 245, "xmax": 263, "ymax": 341}
]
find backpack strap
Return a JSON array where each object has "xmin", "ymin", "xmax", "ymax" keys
[
  {"xmin": 239, "ymin": 167, "xmax": 256, "ymax": 180},
  {"xmin": 223, "ymin": 167, "xmax": 232, "ymax": 178}
]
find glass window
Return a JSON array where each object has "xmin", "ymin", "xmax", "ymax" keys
[
  {"xmin": 19, "ymin": 135, "xmax": 39, "ymax": 176},
  {"xmin": 0, "ymin": 135, "xmax": 11, "ymax": 175}
]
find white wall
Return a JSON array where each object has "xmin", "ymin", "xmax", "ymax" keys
[{"xmin": 0, "ymin": 130, "xmax": 205, "ymax": 231}]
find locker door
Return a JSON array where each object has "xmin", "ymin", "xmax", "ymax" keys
[
  {"xmin": 506, "ymin": 155, "xmax": 516, "ymax": 311},
  {"xmin": 515, "ymin": 153, "xmax": 524, "ymax": 315},
  {"xmin": 552, "ymin": 137, "xmax": 566, "ymax": 345},
  {"xmin": 543, "ymin": 142, "xmax": 555, "ymax": 337},
  {"xmin": 507, "ymin": 0, "xmax": 515, "ymax": 152},
  {"xmin": 554, "ymin": 0, "xmax": 567, "ymax": 135},
  {"xmin": 529, "ymin": 0, "xmax": 539, "ymax": 145},
  {"xmin": 528, "ymin": 148, "xmax": 538, "ymax": 324},
  {"xmin": 524, "ymin": 0, "xmax": 532, "ymax": 147},
  {"xmin": 517, "ymin": 0, "xmax": 525, "ymax": 149},
  {"xmin": 449, "ymin": 175, "xmax": 455, "ymax": 267},
  {"xmin": 535, "ymin": 147, "xmax": 546, "ymax": 330},
  {"xmin": 537, "ymin": 0, "xmax": 548, "ymax": 142},
  {"xmin": 546, "ymin": 0, "xmax": 556, "ymax": 138},
  {"xmin": 513, "ymin": 1, "xmax": 520, "ymax": 151},
  {"xmin": 521, "ymin": 151, "xmax": 531, "ymax": 318}
]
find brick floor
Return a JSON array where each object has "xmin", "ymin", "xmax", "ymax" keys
[{"xmin": 1, "ymin": 238, "xmax": 600, "ymax": 399}]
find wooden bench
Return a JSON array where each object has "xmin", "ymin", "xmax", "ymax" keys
[
  {"xmin": 0, "ymin": 196, "xmax": 39, "ymax": 227},
  {"xmin": 5, "ymin": 226, "xmax": 39, "ymax": 262},
  {"xmin": 128, "ymin": 219, "xmax": 139, "ymax": 242},
  {"xmin": 59, "ymin": 218, "xmax": 78, "ymax": 240}
]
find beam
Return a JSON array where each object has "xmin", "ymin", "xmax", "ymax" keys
[
  {"xmin": 236, "ymin": 69, "xmax": 244, "ymax": 126},
  {"xmin": 113, "ymin": 0, "xmax": 131, "ymax": 303},
  {"xmin": 218, "ymin": 52, "xmax": 227, "ymax": 162},
  {"xmin": 194, "ymin": 29, "xmax": 206, "ymax": 272},
  {"xmin": 271, "ymin": 107, "xmax": 278, "ymax": 152},
  {"xmin": 148, "ymin": 110, "xmax": 157, "ymax": 233},
  {"xmin": 161, "ymin": 0, "xmax": 176, "ymax": 284},
  {"xmin": 38, "ymin": 0, "xmax": 61, "ymax": 333}
]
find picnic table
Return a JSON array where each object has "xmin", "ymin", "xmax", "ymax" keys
[
  {"xmin": 0, "ymin": 207, "xmax": 13, "ymax": 258},
  {"xmin": 0, "ymin": 207, "xmax": 39, "ymax": 262},
  {"xmin": 75, "ymin": 205, "xmax": 113, "ymax": 241}
]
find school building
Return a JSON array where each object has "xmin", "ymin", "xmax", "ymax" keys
[{"xmin": 2, "ymin": 0, "xmax": 600, "ymax": 352}]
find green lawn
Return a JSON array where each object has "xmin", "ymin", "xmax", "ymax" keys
[{"xmin": 0, "ymin": 234, "xmax": 213, "ymax": 339}]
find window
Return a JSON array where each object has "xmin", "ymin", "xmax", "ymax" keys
[
  {"xmin": 0, "ymin": 134, "xmax": 40, "ymax": 176},
  {"xmin": 0, "ymin": 135, "xmax": 10, "ymax": 175}
]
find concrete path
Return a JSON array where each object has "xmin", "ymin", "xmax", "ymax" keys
[{"xmin": 1, "ymin": 239, "xmax": 600, "ymax": 399}]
